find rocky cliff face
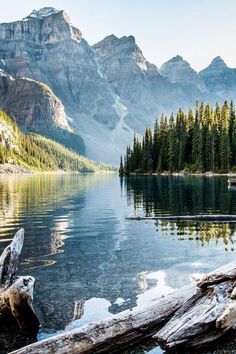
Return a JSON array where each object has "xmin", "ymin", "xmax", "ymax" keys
[
  {"xmin": 0, "ymin": 8, "xmax": 82, "ymax": 44},
  {"xmin": 0, "ymin": 72, "xmax": 70, "ymax": 134},
  {"xmin": 0, "ymin": 72, "xmax": 85, "ymax": 154},
  {"xmin": 96, "ymin": 37, "xmax": 199, "ymax": 124},
  {"xmin": 0, "ymin": 7, "xmax": 118, "ymax": 130},
  {"xmin": 0, "ymin": 8, "xmax": 236, "ymax": 163},
  {"xmin": 0, "ymin": 113, "xmax": 18, "ymax": 152}
]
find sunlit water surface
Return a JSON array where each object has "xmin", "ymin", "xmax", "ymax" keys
[{"xmin": 1, "ymin": 174, "xmax": 236, "ymax": 353}]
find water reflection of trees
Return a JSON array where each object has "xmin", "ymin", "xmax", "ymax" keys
[
  {"xmin": 0, "ymin": 174, "xmax": 104, "ymax": 247},
  {"xmin": 158, "ymin": 221, "xmax": 236, "ymax": 249},
  {"xmin": 124, "ymin": 176, "xmax": 233, "ymax": 216},
  {"xmin": 123, "ymin": 176, "xmax": 236, "ymax": 247}
]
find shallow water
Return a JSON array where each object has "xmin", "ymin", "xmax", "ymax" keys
[{"xmin": 0, "ymin": 174, "xmax": 236, "ymax": 353}]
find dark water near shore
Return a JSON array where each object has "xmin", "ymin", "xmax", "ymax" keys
[{"xmin": 1, "ymin": 174, "xmax": 236, "ymax": 353}]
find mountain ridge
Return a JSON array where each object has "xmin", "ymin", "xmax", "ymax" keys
[{"xmin": 0, "ymin": 7, "xmax": 235, "ymax": 164}]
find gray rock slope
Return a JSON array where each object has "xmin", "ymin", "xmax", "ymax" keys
[
  {"xmin": 0, "ymin": 72, "xmax": 85, "ymax": 154},
  {"xmin": 0, "ymin": 7, "xmax": 235, "ymax": 163}
]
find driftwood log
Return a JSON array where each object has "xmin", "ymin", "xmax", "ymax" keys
[
  {"xmin": 0, "ymin": 229, "xmax": 39, "ymax": 353},
  {"xmin": 10, "ymin": 284, "xmax": 195, "ymax": 354},
  {"xmin": 127, "ymin": 214, "xmax": 236, "ymax": 222},
  {"xmin": 10, "ymin": 260, "xmax": 236, "ymax": 354}
]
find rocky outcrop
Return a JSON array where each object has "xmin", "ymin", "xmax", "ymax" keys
[
  {"xmin": 0, "ymin": 8, "xmax": 82, "ymax": 44},
  {"xmin": 0, "ymin": 112, "xmax": 18, "ymax": 152},
  {"xmin": 0, "ymin": 164, "xmax": 32, "ymax": 174},
  {"xmin": 0, "ymin": 72, "xmax": 85, "ymax": 154},
  {"xmin": 0, "ymin": 72, "xmax": 70, "ymax": 134}
]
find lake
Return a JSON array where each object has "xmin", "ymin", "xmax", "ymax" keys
[{"xmin": 1, "ymin": 174, "xmax": 236, "ymax": 353}]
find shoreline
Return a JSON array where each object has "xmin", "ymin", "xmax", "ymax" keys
[
  {"xmin": 122, "ymin": 172, "xmax": 236, "ymax": 177},
  {"xmin": 0, "ymin": 164, "xmax": 117, "ymax": 176}
]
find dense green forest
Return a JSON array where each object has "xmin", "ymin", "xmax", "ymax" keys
[
  {"xmin": 120, "ymin": 101, "xmax": 236, "ymax": 175},
  {"xmin": 0, "ymin": 110, "xmax": 114, "ymax": 173}
]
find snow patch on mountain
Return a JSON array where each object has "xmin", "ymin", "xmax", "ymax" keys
[
  {"xmin": 94, "ymin": 55, "xmax": 105, "ymax": 79},
  {"xmin": 137, "ymin": 61, "xmax": 148, "ymax": 72},
  {"xmin": 26, "ymin": 7, "xmax": 60, "ymax": 20},
  {"xmin": 111, "ymin": 92, "xmax": 128, "ymax": 120}
]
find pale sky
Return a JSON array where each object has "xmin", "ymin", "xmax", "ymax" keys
[{"xmin": 0, "ymin": 0, "xmax": 235, "ymax": 71}]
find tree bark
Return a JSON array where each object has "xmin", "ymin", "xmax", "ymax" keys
[
  {"xmin": 154, "ymin": 260, "xmax": 236, "ymax": 350},
  {"xmin": 0, "ymin": 228, "xmax": 24, "ymax": 288}
]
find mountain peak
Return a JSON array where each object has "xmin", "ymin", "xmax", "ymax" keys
[
  {"xmin": 26, "ymin": 7, "xmax": 61, "ymax": 19},
  {"xmin": 169, "ymin": 55, "xmax": 184, "ymax": 62},
  {"xmin": 160, "ymin": 55, "xmax": 196, "ymax": 85},
  {"xmin": 0, "ymin": 7, "xmax": 83, "ymax": 44},
  {"xmin": 209, "ymin": 56, "xmax": 226, "ymax": 68},
  {"xmin": 95, "ymin": 34, "xmax": 135, "ymax": 46}
]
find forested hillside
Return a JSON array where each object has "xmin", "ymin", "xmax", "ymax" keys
[
  {"xmin": 0, "ymin": 111, "xmax": 114, "ymax": 173},
  {"xmin": 120, "ymin": 101, "xmax": 236, "ymax": 174}
]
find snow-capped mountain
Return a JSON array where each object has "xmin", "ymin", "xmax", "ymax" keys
[{"xmin": 0, "ymin": 8, "xmax": 235, "ymax": 163}]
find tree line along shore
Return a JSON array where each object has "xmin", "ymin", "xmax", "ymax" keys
[{"xmin": 120, "ymin": 101, "xmax": 236, "ymax": 175}]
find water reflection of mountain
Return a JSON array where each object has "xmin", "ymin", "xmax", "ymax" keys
[{"xmin": 123, "ymin": 175, "xmax": 235, "ymax": 216}]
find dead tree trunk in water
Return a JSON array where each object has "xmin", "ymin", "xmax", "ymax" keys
[
  {"xmin": 0, "ymin": 229, "xmax": 39, "ymax": 353},
  {"xmin": 10, "ymin": 260, "xmax": 236, "ymax": 354},
  {"xmin": 126, "ymin": 214, "xmax": 236, "ymax": 222}
]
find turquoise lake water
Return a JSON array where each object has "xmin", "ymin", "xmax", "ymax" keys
[{"xmin": 0, "ymin": 174, "xmax": 236, "ymax": 353}]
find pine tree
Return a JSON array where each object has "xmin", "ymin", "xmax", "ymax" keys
[
  {"xmin": 167, "ymin": 113, "xmax": 176, "ymax": 172},
  {"xmin": 119, "ymin": 156, "xmax": 124, "ymax": 176}
]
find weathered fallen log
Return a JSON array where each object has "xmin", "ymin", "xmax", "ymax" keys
[
  {"xmin": 154, "ymin": 260, "xmax": 236, "ymax": 350},
  {"xmin": 10, "ymin": 285, "xmax": 196, "ymax": 354},
  {"xmin": 10, "ymin": 260, "xmax": 236, "ymax": 354},
  {"xmin": 126, "ymin": 214, "xmax": 236, "ymax": 222},
  {"xmin": 0, "ymin": 229, "xmax": 39, "ymax": 353}
]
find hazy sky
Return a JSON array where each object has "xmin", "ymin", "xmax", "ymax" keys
[{"xmin": 0, "ymin": 0, "xmax": 235, "ymax": 71}]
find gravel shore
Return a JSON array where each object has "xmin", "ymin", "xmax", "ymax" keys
[{"xmin": 0, "ymin": 164, "xmax": 32, "ymax": 174}]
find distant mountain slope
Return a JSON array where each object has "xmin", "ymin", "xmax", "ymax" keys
[
  {"xmin": 160, "ymin": 55, "xmax": 197, "ymax": 85},
  {"xmin": 0, "ymin": 72, "xmax": 85, "ymax": 154},
  {"xmin": 197, "ymin": 57, "xmax": 236, "ymax": 100},
  {"xmin": 0, "ymin": 110, "xmax": 114, "ymax": 173},
  {"xmin": 0, "ymin": 7, "xmax": 236, "ymax": 163}
]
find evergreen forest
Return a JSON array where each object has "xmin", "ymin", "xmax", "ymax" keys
[{"xmin": 120, "ymin": 101, "xmax": 236, "ymax": 175}]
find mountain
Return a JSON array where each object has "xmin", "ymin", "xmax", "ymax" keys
[
  {"xmin": 0, "ymin": 72, "xmax": 85, "ymax": 154},
  {"xmin": 160, "ymin": 55, "xmax": 197, "ymax": 85},
  {"xmin": 0, "ymin": 72, "xmax": 70, "ymax": 134},
  {"xmin": 0, "ymin": 8, "xmax": 236, "ymax": 163},
  {"xmin": 197, "ymin": 56, "xmax": 236, "ymax": 100},
  {"xmin": 0, "ymin": 110, "xmax": 114, "ymax": 173}
]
